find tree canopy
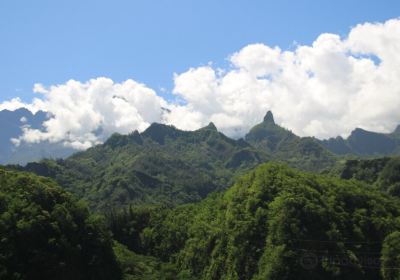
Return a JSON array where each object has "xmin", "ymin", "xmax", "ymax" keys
[{"xmin": 0, "ymin": 168, "xmax": 121, "ymax": 280}]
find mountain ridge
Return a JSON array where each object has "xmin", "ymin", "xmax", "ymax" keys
[
  {"xmin": 2, "ymin": 108, "xmax": 400, "ymax": 164},
  {"xmin": 10, "ymin": 121, "xmax": 269, "ymax": 210},
  {"xmin": 320, "ymin": 125, "xmax": 400, "ymax": 156}
]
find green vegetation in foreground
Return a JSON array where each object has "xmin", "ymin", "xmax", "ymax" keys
[
  {"xmin": 0, "ymin": 168, "xmax": 121, "ymax": 280},
  {"xmin": 108, "ymin": 163, "xmax": 400, "ymax": 280},
  {"xmin": 4, "ymin": 161, "xmax": 400, "ymax": 279}
]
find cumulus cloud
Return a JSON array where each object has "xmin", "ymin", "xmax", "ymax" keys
[
  {"xmin": 11, "ymin": 78, "xmax": 167, "ymax": 149},
  {"xmin": 0, "ymin": 97, "xmax": 44, "ymax": 113},
  {"xmin": 2, "ymin": 18, "xmax": 400, "ymax": 149},
  {"xmin": 167, "ymin": 18, "xmax": 400, "ymax": 139}
]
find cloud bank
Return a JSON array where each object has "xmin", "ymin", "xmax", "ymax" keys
[
  {"xmin": 3, "ymin": 18, "xmax": 400, "ymax": 149},
  {"xmin": 13, "ymin": 79, "xmax": 167, "ymax": 149}
]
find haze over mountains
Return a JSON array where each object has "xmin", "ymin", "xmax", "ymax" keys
[
  {"xmin": 0, "ymin": 108, "xmax": 74, "ymax": 164},
  {"xmin": 320, "ymin": 126, "xmax": 400, "ymax": 156}
]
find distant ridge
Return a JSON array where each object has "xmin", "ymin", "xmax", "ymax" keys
[
  {"xmin": 0, "ymin": 108, "xmax": 75, "ymax": 164},
  {"xmin": 2, "ymin": 107, "xmax": 400, "ymax": 165},
  {"xmin": 320, "ymin": 125, "xmax": 400, "ymax": 156}
]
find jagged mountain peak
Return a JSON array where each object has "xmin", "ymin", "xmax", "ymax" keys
[
  {"xmin": 263, "ymin": 110, "xmax": 275, "ymax": 124},
  {"xmin": 141, "ymin": 123, "xmax": 183, "ymax": 144},
  {"xmin": 204, "ymin": 122, "xmax": 218, "ymax": 131}
]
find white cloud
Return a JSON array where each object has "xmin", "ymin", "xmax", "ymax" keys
[
  {"xmin": 0, "ymin": 97, "xmax": 44, "ymax": 113},
  {"xmin": 10, "ymin": 78, "xmax": 167, "ymax": 150},
  {"xmin": 167, "ymin": 18, "xmax": 400, "ymax": 139},
  {"xmin": 2, "ymin": 18, "xmax": 400, "ymax": 149}
]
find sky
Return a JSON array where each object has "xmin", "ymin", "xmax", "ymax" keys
[
  {"xmin": 1, "ymin": 0, "xmax": 399, "ymax": 101},
  {"xmin": 1, "ymin": 1, "xmax": 400, "ymax": 149}
]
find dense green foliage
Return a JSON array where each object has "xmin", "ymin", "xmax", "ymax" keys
[
  {"xmin": 3, "ymin": 110, "xmax": 400, "ymax": 279},
  {"xmin": 10, "ymin": 123, "xmax": 268, "ymax": 210},
  {"xmin": 4, "ymin": 156, "xmax": 400, "ymax": 279},
  {"xmin": 0, "ymin": 168, "xmax": 121, "ymax": 280},
  {"xmin": 381, "ymin": 231, "xmax": 400, "ymax": 279},
  {"xmin": 245, "ymin": 111, "xmax": 336, "ymax": 171},
  {"xmin": 108, "ymin": 163, "xmax": 400, "ymax": 279},
  {"xmin": 112, "ymin": 241, "xmax": 193, "ymax": 280},
  {"xmin": 333, "ymin": 157, "xmax": 400, "ymax": 197}
]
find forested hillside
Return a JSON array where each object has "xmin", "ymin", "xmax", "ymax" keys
[
  {"xmin": 107, "ymin": 163, "xmax": 400, "ymax": 280},
  {"xmin": 4, "ymin": 155, "xmax": 400, "ymax": 279},
  {"xmin": 10, "ymin": 123, "xmax": 268, "ymax": 210},
  {"xmin": 8, "ymin": 111, "xmax": 343, "ymax": 210},
  {"xmin": 4, "ymin": 112, "xmax": 400, "ymax": 279},
  {"xmin": 0, "ymin": 168, "xmax": 121, "ymax": 280},
  {"xmin": 331, "ymin": 157, "xmax": 400, "ymax": 197}
]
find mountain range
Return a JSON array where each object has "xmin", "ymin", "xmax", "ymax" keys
[
  {"xmin": 2, "ymin": 108, "xmax": 400, "ymax": 167},
  {"xmin": 5, "ymin": 109, "xmax": 400, "ymax": 210},
  {"xmin": 10, "ymin": 122, "xmax": 268, "ymax": 210},
  {"xmin": 4, "ymin": 110, "xmax": 334, "ymax": 209},
  {"xmin": 320, "ymin": 125, "xmax": 400, "ymax": 156},
  {"xmin": 3, "ymin": 108, "xmax": 400, "ymax": 279}
]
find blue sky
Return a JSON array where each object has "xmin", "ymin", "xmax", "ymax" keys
[{"xmin": 0, "ymin": 0, "xmax": 399, "ymax": 102}]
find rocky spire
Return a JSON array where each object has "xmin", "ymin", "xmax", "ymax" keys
[
  {"xmin": 205, "ymin": 122, "xmax": 217, "ymax": 131},
  {"xmin": 263, "ymin": 111, "xmax": 275, "ymax": 124}
]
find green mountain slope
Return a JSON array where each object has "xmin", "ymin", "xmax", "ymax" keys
[
  {"xmin": 0, "ymin": 168, "xmax": 121, "ymax": 280},
  {"xmin": 329, "ymin": 156, "xmax": 400, "ymax": 197},
  {"xmin": 245, "ymin": 111, "xmax": 336, "ymax": 171},
  {"xmin": 11, "ymin": 123, "xmax": 268, "ymax": 210},
  {"xmin": 110, "ymin": 163, "xmax": 400, "ymax": 280}
]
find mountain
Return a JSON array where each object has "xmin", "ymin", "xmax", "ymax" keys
[
  {"xmin": 244, "ymin": 110, "xmax": 400, "ymax": 160},
  {"xmin": 5, "ymin": 111, "xmax": 343, "ymax": 210},
  {"xmin": 245, "ymin": 111, "xmax": 337, "ymax": 171},
  {"xmin": 3, "ymin": 108, "xmax": 400, "ymax": 165},
  {"xmin": 11, "ymin": 122, "xmax": 269, "ymax": 210},
  {"xmin": 108, "ymin": 163, "xmax": 400, "ymax": 280},
  {"xmin": 4, "ymin": 115, "xmax": 400, "ymax": 279},
  {"xmin": 320, "ymin": 126, "xmax": 400, "ymax": 156},
  {"xmin": 0, "ymin": 167, "xmax": 121, "ymax": 280},
  {"xmin": 0, "ymin": 108, "xmax": 75, "ymax": 164}
]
